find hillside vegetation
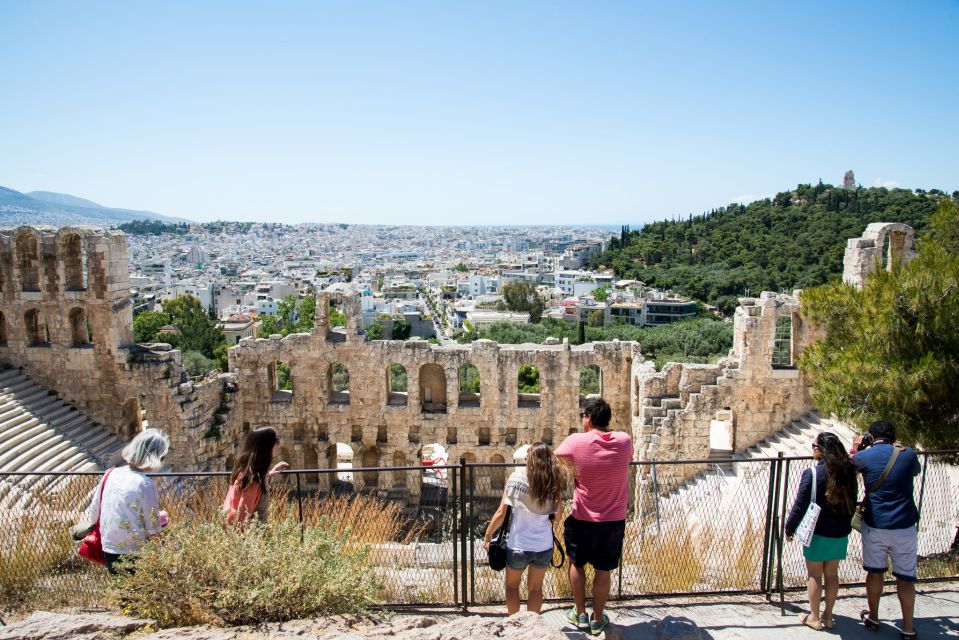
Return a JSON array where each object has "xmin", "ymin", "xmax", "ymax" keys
[{"xmin": 591, "ymin": 185, "xmax": 950, "ymax": 313}]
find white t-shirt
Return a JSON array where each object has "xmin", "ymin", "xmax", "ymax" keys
[
  {"xmin": 87, "ymin": 466, "xmax": 162, "ymax": 554},
  {"xmin": 503, "ymin": 468, "xmax": 555, "ymax": 553}
]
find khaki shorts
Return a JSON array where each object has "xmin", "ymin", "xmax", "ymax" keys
[{"xmin": 861, "ymin": 523, "xmax": 918, "ymax": 582}]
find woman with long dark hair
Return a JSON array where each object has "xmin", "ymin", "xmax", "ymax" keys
[
  {"xmin": 786, "ymin": 431, "xmax": 858, "ymax": 630},
  {"xmin": 483, "ymin": 442, "xmax": 564, "ymax": 615},
  {"xmin": 222, "ymin": 426, "xmax": 288, "ymax": 524}
]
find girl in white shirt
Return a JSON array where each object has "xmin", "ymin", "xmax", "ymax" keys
[
  {"xmin": 86, "ymin": 429, "xmax": 169, "ymax": 574},
  {"xmin": 484, "ymin": 442, "xmax": 564, "ymax": 615}
]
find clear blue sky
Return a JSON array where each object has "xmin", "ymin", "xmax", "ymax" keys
[{"xmin": 2, "ymin": 1, "xmax": 957, "ymax": 225}]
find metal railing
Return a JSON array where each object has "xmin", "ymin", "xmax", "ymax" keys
[{"xmin": 1, "ymin": 451, "xmax": 956, "ymax": 614}]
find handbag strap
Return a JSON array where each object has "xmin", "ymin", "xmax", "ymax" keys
[
  {"xmin": 866, "ymin": 445, "xmax": 902, "ymax": 496},
  {"xmin": 810, "ymin": 465, "xmax": 817, "ymax": 504},
  {"xmin": 95, "ymin": 468, "xmax": 113, "ymax": 525},
  {"xmin": 499, "ymin": 505, "xmax": 512, "ymax": 540},
  {"xmin": 551, "ymin": 533, "xmax": 566, "ymax": 568}
]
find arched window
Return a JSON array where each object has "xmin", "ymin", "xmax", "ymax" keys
[
  {"xmin": 272, "ymin": 361, "xmax": 293, "ymax": 400},
  {"xmin": 387, "ymin": 363, "xmax": 407, "ymax": 406},
  {"xmin": 518, "ymin": 363, "xmax": 540, "ymax": 408},
  {"xmin": 771, "ymin": 315, "xmax": 793, "ymax": 368},
  {"xmin": 458, "ymin": 363, "xmax": 481, "ymax": 408},
  {"xmin": 24, "ymin": 309, "xmax": 46, "ymax": 346},
  {"xmin": 361, "ymin": 448, "xmax": 380, "ymax": 488},
  {"xmin": 579, "ymin": 364, "xmax": 602, "ymax": 406},
  {"xmin": 69, "ymin": 307, "xmax": 89, "ymax": 346},
  {"xmin": 15, "ymin": 232, "xmax": 40, "ymax": 292},
  {"xmin": 121, "ymin": 398, "xmax": 142, "ymax": 440},
  {"xmin": 490, "ymin": 454, "xmax": 506, "ymax": 491},
  {"xmin": 329, "ymin": 362, "xmax": 349, "ymax": 403},
  {"xmin": 62, "ymin": 233, "xmax": 86, "ymax": 291},
  {"xmin": 419, "ymin": 363, "xmax": 447, "ymax": 413}
]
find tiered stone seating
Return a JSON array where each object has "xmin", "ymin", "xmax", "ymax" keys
[{"xmin": 0, "ymin": 366, "xmax": 125, "ymax": 511}]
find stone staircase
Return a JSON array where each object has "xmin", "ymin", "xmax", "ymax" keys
[{"xmin": 0, "ymin": 366, "xmax": 125, "ymax": 511}]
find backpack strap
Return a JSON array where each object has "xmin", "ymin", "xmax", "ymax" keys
[{"xmin": 867, "ymin": 445, "xmax": 902, "ymax": 495}]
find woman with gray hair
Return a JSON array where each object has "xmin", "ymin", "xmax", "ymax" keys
[{"xmin": 85, "ymin": 428, "xmax": 170, "ymax": 574}]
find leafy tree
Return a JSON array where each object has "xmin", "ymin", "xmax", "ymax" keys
[
  {"xmin": 391, "ymin": 319, "xmax": 411, "ymax": 340},
  {"xmin": 162, "ymin": 295, "xmax": 226, "ymax": 365},
  {"xmin": 454, "ymin": 262, "xmax": 469, "ymax": 272},
  {"xmin": 592, "ymin": 285, "xmax": 610, "ymax": 302},
  {"xmin": 366, "ymin": 322, "xmax": 384, "ymax": 340},
  {"xmin": 459, "ymin": 364, "xmax": 481, "ymax": 393},
  {"xmin": 133, "ymin": 310, "xmax": 171, "ymax": 343},
  {"xmin": 799, "ymin": 200, "xmax": 959, "ymax": 449},
  {"xmin": 331, "ymin": 363, "xmax": 350, "ymax": 392},
  {"xmin": 182, "ymin": 350, "xmax": 213, "ymax": 377},
  {"xmin": 329, "ymin": 304, "xmax": 347, "ymax": 328},
  {"xmin": 577, "ymin": 321, "xmax": 586, "ymax": 345},
  {"xmin": 518, "ymin": 364, "xmax": 540, "ymax": 393},
  {"xmin": 588, "ymin": 310, "xmax": 605, "ymax": 327},
  {"xmin": 501, "ymin": 281, "xmax": 545, "ymax": 323},
  {"xmin": 580, "ymin": 365, "xmax": 600, "ymax": 395},
  {"xmin": 276, "ymin": 362, "xmax": 293, "ymax": 391},
  {"xmin": 389, "ymin": 363, "xmax": 407, "ymax": 392}
]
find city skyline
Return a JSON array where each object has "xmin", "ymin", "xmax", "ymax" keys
[{"xmin": 2, "ymin": 1, "xmax": 958, "ymax": 225}]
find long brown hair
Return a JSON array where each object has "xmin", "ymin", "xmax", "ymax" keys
[
  {"xmin": 526, "ymin": 442, "xmax": 564, "ymax": 508},
  {"xmin": 230, "ymin": 426, "xmax": 278, "ymax": 492},
  {"xmin": 816, "ymin": 431, "xmax": 856, "ymax": 514}
]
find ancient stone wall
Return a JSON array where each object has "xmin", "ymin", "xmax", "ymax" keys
[{"xmin": 842, "ymin": 222, "xmax": 916, "ymax": 288}]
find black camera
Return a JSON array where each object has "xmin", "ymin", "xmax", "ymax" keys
[{"xmin": 859, "ymin": 433, "xmax": 875, "ymax": 449}]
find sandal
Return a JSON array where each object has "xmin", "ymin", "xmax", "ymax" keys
[
  {"xmin": 860, "ymin": 609, "xmax": 880, "ymax": 631},
  {"xmin": 821, "ymin": 617, "xmax": 835, "ymax": 630},
  {"xmin": 800, "ymin": 613, "xmax": 822, "ymax": 631},
  {"xmin": 900, "ymin": 631, "xmax": 918, "ymax": 640}
]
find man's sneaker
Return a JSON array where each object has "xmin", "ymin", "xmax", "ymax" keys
[
  {"xmin": 590, "ymin": 612, "xmax": 610, "ymax": 635},
  {"xmin": 565, "ymin": 609, "xmax": 589, "ymax": 630}
]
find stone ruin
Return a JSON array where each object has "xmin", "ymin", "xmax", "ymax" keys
[
  {"xmin": 842, "ymin": 222, "xmax": 916, "ymax": 288},
  {"xmin": 0, "ymin": 223, "xmax": 917, "ymax": 500}
]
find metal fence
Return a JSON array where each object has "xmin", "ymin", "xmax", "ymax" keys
[{"xmin": 1, "ymin": 452, "xmax": 956, "ymax": 614}]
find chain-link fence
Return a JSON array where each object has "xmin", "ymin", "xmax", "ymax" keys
[{"xmin": 1, "ymin": 452, "xmax": 957, "ymax": 615}]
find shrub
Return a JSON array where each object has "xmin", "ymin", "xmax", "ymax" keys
[{"xmin": 112, "ymin": 516, "xmax": 379, "ymax": 627}]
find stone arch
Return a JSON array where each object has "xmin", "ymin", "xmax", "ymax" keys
[
  {"xmin": 68, "ymin": 307, "xmax": 89, "ymax": 346},
  {"xmin": 121, "ymin": 397, "xmax": 142, "ymax": 440},
  {"xmin": 419, "ymin": 363, "xmax": 447, "ymax": 413},
  {"xmin": 490, "ymin": 454, "xmax": 506, "ymax": 492},
  {"xmin": 361, "ymin": 447, "xmax": 380, "ymax": 489},
  {"xmin": 387, "ymin": 363, "xmax": 408, "ymax": 406},
  {"xmin": 24, "ymin": 308, "xmax": 46, "ymax": 346},
  {"xmin": 15, "ymin": 230, "xmax": 41, "ymax": 292},
  {"xmin": 458, "ymin": 363, "xmax": 481, "ymax": 408},
  {"xmin": 518, "ymin": 363, "xmax": 541, "ymax": 408},
  {"xmin": 579, "ymin": 364, "xmax": 602, "ymax": 406},
  {"xmin": 329, "ymin": 362, "xmax": 350, "ymax": 404},
  {"xmin": 60, "ymin": 232, "xmax": 87, "ymax": 291}
]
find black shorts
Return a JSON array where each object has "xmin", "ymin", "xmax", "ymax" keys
[{"xmin": 563, "ymin": 515, "xmax": 626, "ymax": 571}]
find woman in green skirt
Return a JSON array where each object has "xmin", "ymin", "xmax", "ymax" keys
[{"xmin": 786, "ymin": 432, "xmax": 857, "ymax": 630}]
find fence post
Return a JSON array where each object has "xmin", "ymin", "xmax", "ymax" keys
[
  {"xmin": 452, "ymin": 461, "xmax": 459, "ymax": 609},
  {"xmin": 651, "ymin": 462, "xmax": 660, "ymax": 532},
  {"xmin": 916, "ymin": 451, "xmax": 929, "ymax": 525},
  {"xmin": 295, "ymin": 471, "xmax": 304, "ymax": 526},
  {"xmin": 777, "ymin": 456, "xmax": 791, "ymax": 615},
  {"xmin": 459, "ymin": 457, "xmax": 469, "ymax": 613},
  {"xmin": 760, "ymin": 457, "xmax": 777, "ymax": 594},
  {"xmin": 469, "ymin": 463, "xmax": 476, "ymax": 607}
]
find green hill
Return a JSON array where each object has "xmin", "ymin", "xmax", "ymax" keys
[{"xmin": 590, "ymin": 184, "xmax": 951, "ymax": 313}]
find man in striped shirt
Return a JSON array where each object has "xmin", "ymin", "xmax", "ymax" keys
[{"xmin": 555, "ymin": 397, "xmax": 632, "ymax": 635}]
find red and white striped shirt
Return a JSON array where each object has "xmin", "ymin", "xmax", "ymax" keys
[{"xmin": 555, "ymin": 430, "xmax": 632, "ymax": 522}]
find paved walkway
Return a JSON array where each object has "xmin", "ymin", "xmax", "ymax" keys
[{"xmin": 462, "ymin": 584, "xmax": 959, "ymax": 639}]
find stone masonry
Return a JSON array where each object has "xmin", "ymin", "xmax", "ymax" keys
[{"xmin": 0, "ymin": 223, "xmax": 912, "ymax": 491}]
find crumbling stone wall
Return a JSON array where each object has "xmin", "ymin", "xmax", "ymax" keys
[{"xmin": 842, "ymin": 222, "xmax": 916, "ymax": 288}]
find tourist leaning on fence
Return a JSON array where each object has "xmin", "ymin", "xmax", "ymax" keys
[
  {"xmin": 554, "ymin": 397, "xmax": 632, "ymax": 635},
  {"xmin": 483, "ymin": 442, "xmax": 564, "ymax": 615},
  {"xmin": 222, "ymin": 426, "xmax": 289, "ymax": 525},
  {"xmin": 86, "ymin": 428, "xmax": 170, "ymax": 575},
  {"xmin": 852, "ymin": 420, "xmax": 922, "ymax": 640},
  {"xmin": 785, "ymin": 431, "xmax": 857, "ymax": 631}
]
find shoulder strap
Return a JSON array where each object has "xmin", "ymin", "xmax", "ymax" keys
[
  {"xmin": 867, "ymin": 445, "xmax": 902, "ymax": 495},
  {"xmin": 96, "ymin": 468, "xmax": 113, "ymax": 524},
  {"xmin": 810, "ymin": 465, "xmax": 817, "ymax": 503}
]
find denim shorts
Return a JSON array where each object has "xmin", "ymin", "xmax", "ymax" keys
[{"xmin": 506, "ymin": 547, "xmax": 552, "ymax": 570}]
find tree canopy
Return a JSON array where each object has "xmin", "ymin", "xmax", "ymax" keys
[
  {"xmin": 798, "ymin": 199, "xmax": 959, "ymax": 449},
  {"xmin": 591, "ymin": 186, "xmax": 941, "ymax": 313},
  {"xmin": 159, "ymin": 295, "xmax": 227, "ymax": 373},
  {"xmin": 501, "ymin": 280, "xmax": 545, "ymax": 322},
  {"xmin": 259, "ymin": 295, "xmax": 317, "ymax": 337}
]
